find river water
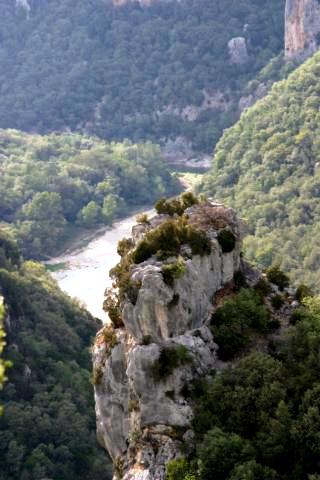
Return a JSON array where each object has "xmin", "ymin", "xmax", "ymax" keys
[{"xmin": 47, "ymin": 212, "xmax": 149, "ymax": 320}]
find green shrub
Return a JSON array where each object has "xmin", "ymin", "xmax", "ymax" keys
[
  {"xmin": 103, "ymin": 290, "xmax": 123, "ymax": 328},
  {"xmin": 132, "ymin": 218, "xmax": 211, "ymax": 264},
  {"xmin": 152, "ymin": 345, "xmax": 193, "ymax": 381},
  {"xmin": 271, "ymin": 294, "xmax": 284, "ymax": 310},
  {"xmin": 211, "ymin": 289, "xmax": 269, "ymax": 360},
  {"xmin": 128, "ymin": 399, "xmax": 139, "ymax": 412},
  {"xmin": 102, "ymin": 325, "xmax": 118, "ymax": 350},
  {"xmin": 217, "ymin": 229, "xmax": 236, "ymax": 253},
  {"xmin": 295, "ymin": 284, "xmax": 313, "ymax": 302},
  {"xmin": 155, "ymin": 197, "xmax": 185, "ymax": 216},
  {"xmin": 142, "ymin": 335, "xmax": 152, "ymax": 345},
  {"xmin": 181, "ymin": 192, "xmax": 199, "ymax": 209},
  {"xmin": 267, "ymin": 318, "xmax": 281, "ymax": 330},
  {"xmin": 91, "ymin": 365, "xmax": 104, "ymax": 385},
  {"xmin": 117, "ymin": 237, "xmax": 134, "ymax": 257},
  {"xmin": 198, "ymin": 427, "xmax": 255, "ymax": 480},
  {"xmin": 162, "ymin": 259, "xmax": 186, "ymax": 286},
  {"xmin": 229, "ymin": 460, "xmax": 279, "ymax": 480},
  {"xmin": 166, "ymin": 458, "xmax": 194, "ymax": 480},
  {"xmin": 266, "ymin": 264, "xmax": 289, "ymax": 291},
  {"xmin": 254, "ymin": 277, "xmax": 271, "ymax": 297},
  {"xmin": 155, "ymin": 193, "xmax": 199, "ymax": 217},
  {"xmin": 234, "ymin": 271, "xmax": 247, "ymax": 290},
  {"xmin": 136, "ymin": 213, "xmax": 149, "ymax": 224},
  {"xmin": 168, "ymin": 293, "xmax": 180, "ymax": 308},
  {"xmin": 186, "ymin": 226, "xmax": 212, "ymax": 256},
  {"xmin": 290, "ymin": 308, "xmax": 305, "ymax": 325}
]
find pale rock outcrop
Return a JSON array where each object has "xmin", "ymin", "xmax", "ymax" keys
[
  {"xmin": 93, "ymin": 201, "xmax": 244, "ymax": 480},
  {"xmin": 15, "ymin": 0, "xmax": 31, "ymax": 12},
  {"xmin": 228, "ymin": 37, "xmax": 249, "ymax": 64},
  {"xmin": 285, "ymin": 0, "xmax": 320, "ymax": 59}
]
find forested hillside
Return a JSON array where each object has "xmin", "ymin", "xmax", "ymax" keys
[
  {"xmin": 0, "ymin": 129, "xmax": 178, "ymax": 258},
  {"xmin": 0, "ymin": 231, "xmax": 112, "ymax": 480},
  {"xmin": 0, "ymin": 0, "xmax": 284, "ymax": 154},
  {"xmin": 202, "ymin": 50, "xmax": 320, "ymax": 290}
]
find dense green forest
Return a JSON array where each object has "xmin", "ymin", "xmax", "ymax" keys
[
  {"xmin": 201, "ymin": 50, "xmax": 320, "ymax": 290},
  {"xmin": 0, "ymin": 0, "xmax": 284, "ymax": 153},
  {"xmin": 167, "ymin": 294, "xmax": 320, "ymax": 480},
  {"xmin": 0, "ymin": 129, "xmax": 178, "ymax": 258},
  {"xmin": 0, "ymin": 230, "xmax": 112, "ymax": 480}
]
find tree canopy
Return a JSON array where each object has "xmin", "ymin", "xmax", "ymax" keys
[{"xmin": 0, "ymin": 129, "xmax": 178, "ymax": 258}]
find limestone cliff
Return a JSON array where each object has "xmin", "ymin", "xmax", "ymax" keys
[
  {"xmin": 285, "ymin": 0, "xmax": 320, "ymax": 59},
  {"xmin": 92, "ymin": 201, "xmax": 245, "ymax": 480},
  {"xmin": 92, "ymin": 199, "xmax": 299, "ymax": 479}
]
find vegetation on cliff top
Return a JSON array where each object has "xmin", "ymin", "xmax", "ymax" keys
[
  {"xmin": 0, "ymin": 0, "xmax": 284, "ymax": 153},
  {"xmin": 201, "ymin": 50, "xmax": 320, "ymax": 290},
  {"xmin": 0, "ymin": 229, "xmax": 111, "ymax": 479},
  {"xmin": 0, "ymin": 129, "xmax": 178, "ymax": 258}
]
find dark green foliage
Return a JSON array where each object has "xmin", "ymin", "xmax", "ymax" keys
[
  {"xmin": 155, "ymin": 197, "xmax": 185, "ymax": 216},
  {"xmin": 198, "ymin": 428, "xmax": 255, "ymax": 480},
  {"xmin": 233, "ymin": 271, "xmax": 248, "ymax": 290},
  {"xmin": 0, "ymin": 233, "xmax": 111, "ymax": 480},
  {"xmin": 211, "ymin": 289, "xmax": 269, "ymax": 360},
  {"xmin": 103, "ymin": 289, "xmax": 123, "ymax": 328},
  {"xmin": 229, "ymin": 461, "xmax": 279, "ymax": 479},
  {"xmin": 0, "ymin": 231, "xmax": 20, "ymax": 269},
  {"xmin": 0, "ymin": 130, "xmax": 178, "ymax": 258},
  {"xmin": 162, "ymin": 260, "xmax": 186, "ymax": 286},
  {"xmin": 190, "ymin": 298, "xmax": 320, "ymax": 479},
  {"xmin": 217, "ymin": 229, "xmax": 236, "ymax": 253},
  {"xmin": 168, "ymin": 293, "xmax": 180, "ymax": 309},
  {"xmin": 254, "ymin": 278, "xmax": 271, "ymax": 297},
  {"xmin": 166, "ymin": 457, "xmax": 195, "ymax": 480},
  {"xmin": 271, "ymin": 294, "xmax": 284, "ymax": 310},
  {"xmin": 155, "ymin": 193, "xmax": 199, "ymax": 217},
  {"xmin": 151, "ymin": 345, "xmax": 192, "ymax": 382},
  {"xmin": 132, "ymin": 217, "xmax": 211, "ymax": 264},
  {"xmin": 201, "ymin": 51, "xmax": 320, "ymax": 290},
  {"xmin": 296, "ymin": 284, "xmax": 313, "ymax": 302},
  {"xmin": 266, "ymin": 265, "xmax": 290, "ymax": 291},
  {"xmin": 186, "ymin": 227, "xmax": 212, "ymax": 256},
  {"xmin": 181, "ymin": 192, "xmax": 199, "ymax": 209},
  {"xmin": 0, "ymin": 0, "xmax": 284, "ymax": 154}
]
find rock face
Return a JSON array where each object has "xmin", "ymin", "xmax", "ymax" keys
[
  {"xmin": 93, "ymin": 201, "xmax": 245, "ymax": 480},
  {"xmin": 228, "ymin": 37, "xmax": 249, "ymax": 64},
  {"xmin": 285, "ymin": 0, "xmax": 320, "ymax": 59}
]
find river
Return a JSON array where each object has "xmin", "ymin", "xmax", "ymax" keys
[{"xmin": 47, "ymin": 211, "xmax": 151, "ymax": 320}]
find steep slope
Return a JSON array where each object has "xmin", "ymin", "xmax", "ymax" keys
[
  {"xmin": 0, "ymin": 230, "xmax": 112, "ymax": 480},
  {"xmin": 202, "ymin": 50, "xmax": 320, "ymax": 289},
  {"xmin": 0, "ymin": 0, "xmax": 284, "ymax": 158},
  {"xmin": 0, "ymin": 129, "xmax": 178, "ymax": 259}
]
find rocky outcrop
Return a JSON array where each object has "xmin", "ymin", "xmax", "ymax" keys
[
  {"xmin": 92, "ymin": 201, "xmax": 245, "ymax": 480},
  {"xmin": 15, "ymin": 0, "xmax": 31, "ymax": 12},
  {"xmin": 228, "ymin": 37, "xmax": 249, "ymax": 64},
  {"xmin": 285, "ymin": 0, "xmax": 320, "ymax": 59}
]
